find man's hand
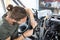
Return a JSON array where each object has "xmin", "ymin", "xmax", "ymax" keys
[
  {"xmin": 25, "ymin": 8, "xmax": 32, "ymax": 15},
  {"xmin": 23, "ymin": 29, "xmax": 33, "ymax": 37}
]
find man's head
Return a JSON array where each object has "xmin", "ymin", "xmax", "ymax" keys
[{"xmin": 6, "ymin": 4, "xmax": 27, "ymax": 24}]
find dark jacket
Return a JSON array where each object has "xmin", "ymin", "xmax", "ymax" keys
[{"xmin": 0, "ymin": 14, "xmax": 18, "ymax": 40}]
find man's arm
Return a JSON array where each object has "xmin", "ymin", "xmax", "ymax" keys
[
  {"xmin": 25, "ymin": 8, "xmax": 37, "ymax": 29},
  {"xmin": 14, "ymin": 29, "xmax": 33, "ymax": 40},
  {"xmin": 14, "ymin": 35, "xmax": 24, "ymax": 40},
  {"xmin": 5, "ymin": 34, "xmax": 24, "ymax": 40}
]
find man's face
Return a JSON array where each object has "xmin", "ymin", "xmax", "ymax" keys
[{"xmin": 15, "ymin": 16, "xmax": 27, "ymax": 25}]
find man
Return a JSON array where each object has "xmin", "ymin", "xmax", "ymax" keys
[{"xmin": 0, "ymin": 4, "xmax": 37, "ymax": 40}]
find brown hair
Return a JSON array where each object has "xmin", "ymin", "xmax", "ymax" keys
[{"xmin": 7, "ymin": 4, "xmax": 27, "ymax": 21}]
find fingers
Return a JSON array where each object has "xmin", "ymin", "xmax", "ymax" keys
[
  {"xmin": 25, "ymin": 8, "xmax": 32, "ymax": 15},
  {"xmin": 23, "ymin": 29, "xmax": 33, "ymax": 37},
  {"xmin": 31, "ymin": 20, "xmax": 38, "ymax": 29}
]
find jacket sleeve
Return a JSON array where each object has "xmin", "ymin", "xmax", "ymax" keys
[{"xmin": 0, "ymin": 25, "xmax": 10, "ymax": 40}]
